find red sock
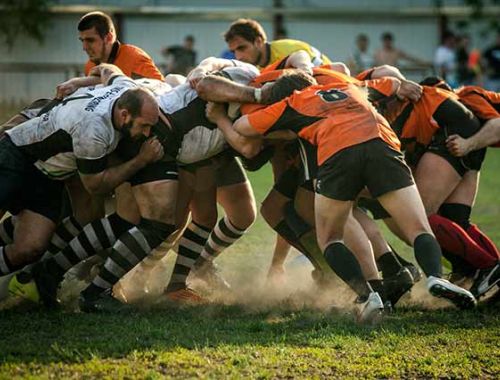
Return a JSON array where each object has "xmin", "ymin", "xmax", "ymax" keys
[
  {"xmin": 466, "ymin": 224, "xmax": 500, "ymax": 260},
  {"xmin": 428, "ymin": 214, "xmax": 496, "ymax": 269}
]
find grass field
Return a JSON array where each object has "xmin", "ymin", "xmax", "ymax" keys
[{"xmin": 0, "ymin": 104, "xmax": 499, "ymax": 378}]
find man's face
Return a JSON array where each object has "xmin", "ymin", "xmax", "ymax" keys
[
  {"xmin": 122, "ymin": 101, "xmax": 159, "ymax": 141},
  {"xmin": 79, "ymin": 27, "xmax": 110, "ymax": 64},
  {"xmin": 227, "ymin": 36, "xmax": 263, "ymax": 65}
]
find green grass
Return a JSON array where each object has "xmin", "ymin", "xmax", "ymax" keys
[{"xmin": 0, "ymin": 109, "xmax": 499, "ymax": 378}]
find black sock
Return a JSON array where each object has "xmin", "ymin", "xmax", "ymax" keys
[
  {"xmin": 324, "ymin": 242, "xmax": 371, "ymax": 297},
  {"xmin": 414, "ymin": 233, "xmax": 442, "ymax": 278},
  {"xmin": 377, "ymin": 251, "xmax": 403, "ymax": 278},
  {"xmin": 439, "ymin": 203, "xmax": 471, "ymax": 229}
]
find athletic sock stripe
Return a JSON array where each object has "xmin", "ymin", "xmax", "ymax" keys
[
  {"xmin": 50, "ymin": 234, "xmax": 67, "ymax": 250},
  {"xmin": 177, "ymin": 247, "xmax": 200, "ymax": 260},
  {"xmin": 117, "ymin": 232, "xmax": 149, "ymax": 262},
  {"xmin": 113, "ymin": 240, "xmax": 140, "ymax": 266},
  {"xmin": 65, "ymin": 217, "xmax": 82, "ymax": 236},
  {"xmin": 170, "ymin": 273, "xmax": 188, "ymax": 283},
  {"xmin": 62, "ymin": 244, "xmax": 85, "ymax": 265},
  {"xmin": 103, "ymin": 258, "xmax": 127, "ymax": 278},
  {"xmin": 110, "ymin": 248, "xmax": 132, "ymax": 270},
  {"xmin": 102, "ymin": 218, "xmax": 116, "ymax": 245},
  {"xmin": 200, "ymin": 251, "xmax": 214, "ymax": 261},
  {"xmin": 176, "ymin": 255, "xmax": 195, "ymax": 268},
  {"xmin": 183, "ymin": 229, "xmax": 210, "ymax": 246},
  {"xmin": 99, "ymin": 267, "xmax": 120, "ymax": 285},
  {"xmin": 190, "ymin": 222, "xmax": 211, "ymax": 238},
  {"xmin": 204, "ymin": 244, "xmax": 219, "ymax": 257},
  {"xmin": 128, "ymin": 227, "xmax": 152, "ymax": 256},
  {"xmin": 92, "ymin": 275, "xmax": 113, "ymax": 289},
  {"xmin": 53, "ymin": 253, "xmax": 73, "ymax": 271},
  {"xmin": 0, "ymin": 248, "xmax": 11, "ymax": 274},
  {"xmin": 211, "ymin": 233, "xmax": 236, "ymax": 248},
  {"xmin": 179, "ymin": 238, "xmax": 205, "ymax": 255},
  {"xmin": 173, "ymin": 264, "xmax": 191, "ymax": 275},
  {"xmin": 77, "ymin": 232, "xmax": 97, "ymax": 259},
  {"xmin": 85, "ymin": 226, "xmax": 103, "ymax": 252},
  {"xmin": 220, "ymin": 218, "xmax": 245, "ymax": 238},
  {"xmin": 93, "ymin": 220, "xmax": 111, "ymax": 248},
  {"xmin": 69, "ymin": 237, "xmax": 89, "ymax": 261}
]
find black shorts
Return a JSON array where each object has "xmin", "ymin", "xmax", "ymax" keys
[
  {"xmin": 316, "ymin": 138, "xmax": 414, "ymax": 201},
  {"xmin": 128, "ymin": 160, "xmax": 178, "ymax": 186},
  {"xmin": 357, "ymin": 197, "xmax": 391, "ymax": 220},
  {"xmin": 213, "ymin": 152, "xmax": 247, "ymax": 187},
  {"xmin": 0, "ymin": 136, "xmax": 63, "ymax": 223},
  {"xmin": 426, "ymin": 98, "xmax": 486, "ymax": 176}
]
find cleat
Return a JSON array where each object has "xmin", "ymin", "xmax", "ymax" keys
[
  {"xmin": 164, "ymin": 287, "xmax": 204, "ymax": 303},
  {"xmin": 8, "ymin": 274, "xmax": 40, "ymax": 303},
  {"xmin": 78, "ymin": 289, "xmax": 131, "ymax": 313},
  {"xmin": 355, "ymin": 291, "xmax": 384, "ymax": 324},
  {"xmin": 427, "ymin": 276, "xmax": 476, "ymax": 310},
  {"xmin": 405, "ymin": 263, "xmax": 422, "ymax": 283},
  {"xmin": 384, "ymin": 267, "xmax": 414, "ymax": 307},
  {"xmin": 470, "ymin": 263, "xmax": 500, "ymax": 298},
  {"xmin": 31, "ymin": 263, "xmax": 60, "ymax": 309},
  {"xmin": 192, "ymin": 261, "xmax": 231, "ymax": 291}
]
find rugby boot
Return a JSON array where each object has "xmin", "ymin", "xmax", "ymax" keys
[
  {"xmin": 427, "ymin": 276, "xmax": 476, "ymax": 310},
  {"xmin": 470, "ymin": 262, "xmax": 500, "ymax": 298}
]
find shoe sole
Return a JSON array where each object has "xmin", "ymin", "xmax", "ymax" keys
[{"xmin": 429, "ymin": 284, "xmax": 476, "ymax": 310}]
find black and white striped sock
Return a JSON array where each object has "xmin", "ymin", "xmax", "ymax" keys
[
  {"xmin": 45, "ymin": 213, "xmax": 133, "ymax": 282},
  {"xmin": 196, "ymin": 216, "xmax": 247, "ymax": 266},
  {"xmin": 165, "ymin": 221, "xmax": 211, "ymax": 292},
  {"xmin": 83, "ymin": 219, "xmax": 174, "ymax": 298},
  {"xmin": 41, "ymin": 216, "xmax": 83, "ymax": 261},
  {"xmin": 0, "ymin": 216, "xmax": 14, "ymax": 247}
]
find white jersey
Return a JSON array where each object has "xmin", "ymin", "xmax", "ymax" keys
[
  {"xmin": 7, "ymin": 76, "xmax": 138, "ymax": 180},
  {"xmin": 155, "ymin": 61, "xmax": 259, "ymax": 164}
]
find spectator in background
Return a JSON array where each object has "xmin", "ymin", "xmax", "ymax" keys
[
  {"xmin": 483, "ymin": 31, "xmax": 500, "ymax": 91},
  {"xmin": 162, "ymin": 35, "xmax": 197, "ymax": 75},
  {"xmin": 434, "ymin": 31, "xmax": 457, "ymax": 87},
  {"xmin": 348, "ymin": 33, "xmax": 373, "ymax": 74},
  {"xmin": 455, "ymin": 34, "xmax": 481, "ymax": 86},
  {"xmin": 275, "ymin": 27, "xmax": 288, "ymax": 40},
  {"xmin": 374, "ymin": 32, "xmax": 430, "ymax": 67}
]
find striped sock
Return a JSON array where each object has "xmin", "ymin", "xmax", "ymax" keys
[
  {"xmin": 45, "ymin": 214, "xmax": 133, "ymax": 282},
  {"xmin": 165, "ymin": 221, "xmax": 211, "ymax": 292},
  {"xmin": 83, "ymin": 219, "xmax": 174, "ymax": 298},
  {"xmin": 0, "ymin": 216, "xmax": 14, "ymax": 246},
  {"xmin": 41, "ymin": 216, "xmax": 82, "ymax": 261},
  {"xmin": 196, "ymin": 216, "xmax": 247, "ymax": 266}
]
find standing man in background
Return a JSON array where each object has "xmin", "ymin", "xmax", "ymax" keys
[{"xmin": 162, "ymin": 35, "xmax": 197, "ymax": 76}]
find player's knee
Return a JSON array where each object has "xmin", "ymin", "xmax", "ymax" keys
[
  {"xmin": 260, "ymin": 195, "xmax": 284, "ymax": 226},
  {"xmin": 8, "ymin": 239, "xmax": 46, "ymax": 266}
]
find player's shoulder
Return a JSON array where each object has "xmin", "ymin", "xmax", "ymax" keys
[{"xmin": 118, "ymin": 43, "xmax": 152, "ymax": 59}]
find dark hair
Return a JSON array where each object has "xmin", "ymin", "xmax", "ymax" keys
[
  {"xmin": 115, "ymin": 88, "xmax": 152, "ymax": 118},
  {"xmin": 185, "ymin": 35, "xmax": 195, "ymax": 43},
  {"xmin": 419, "ymin": 76, "xmax": 453, "ymax": 92},
  {"xmin": 264, "ymin": 70, "xmax": 317, "ymax": 104},
  {"xmin": 224, "ymin": 18, "xmax": 267, "ymax": 43},
  {"xmin": 78, "ymin": 11, "xmax": 115, "ymax": 38},
  {"xmin": 381, "ymin": 32, "xmax": 393, "ymax": 41},
  {"xmin": 357, "ymin": 34, "xmax": 369, "ymax": 42}
]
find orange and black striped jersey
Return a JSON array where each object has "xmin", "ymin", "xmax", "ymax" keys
[
  {"xmin": 457, "ymin": 86, "xmax": 500, "ymax": 121},
  {"xmin": 246, "ymin": 82, "xmax": 401, "ymax": 165},
  {"xmin": 383, "ymin": 86, "xmax": 458, "ymax": 148},
  {"xmin": 84, "ymin": 42, "xmax": 164, "ymax": 80}
]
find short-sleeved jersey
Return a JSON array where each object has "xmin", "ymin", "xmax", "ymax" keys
[
  {"xmin": 457, "ymin": 86, "xmax": 500, "ymax": 120},
  {"xmin": 247, "ymin": 82, "xmax": 400, "ymax": 165},
  {"xmin": 260, "ymin": 39, "xmax": 332, "ymax": 70},
  {"xmin": 154, "ymin": 62, "xmax": 259, "ymax": 164},
  {"xmin": 6, "ymin": 75, "xmax": 138, "ymax": 179},
  {"xmin": 84, "ymin": 42, "xmax": 164, "ymax": 81},
  {"xmin": 383, "ymin": 86, "xmax": 459, "ymax": 148}
]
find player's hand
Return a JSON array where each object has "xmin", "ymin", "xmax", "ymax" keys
[
  {"xmin": 446, "ymin": 134, "xmax": 471, "ymax": 157},
  {"xmin": 397, "ymin": 80, "xmax": 422, "ymax": 102},
  {"xmin": 206, "ymin": 102, "xmax": 227, "ymax": 124},
  {"xmin": 55, "ymin": 79, "xmax": 79, "ymax": 99},
  {"xmin": 138, "ymin": 137, "xmax": 164, "ymax": 164},
  {"xmin": 187, "ymin": 67, "xmax": 207, "ymax": 88}
]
